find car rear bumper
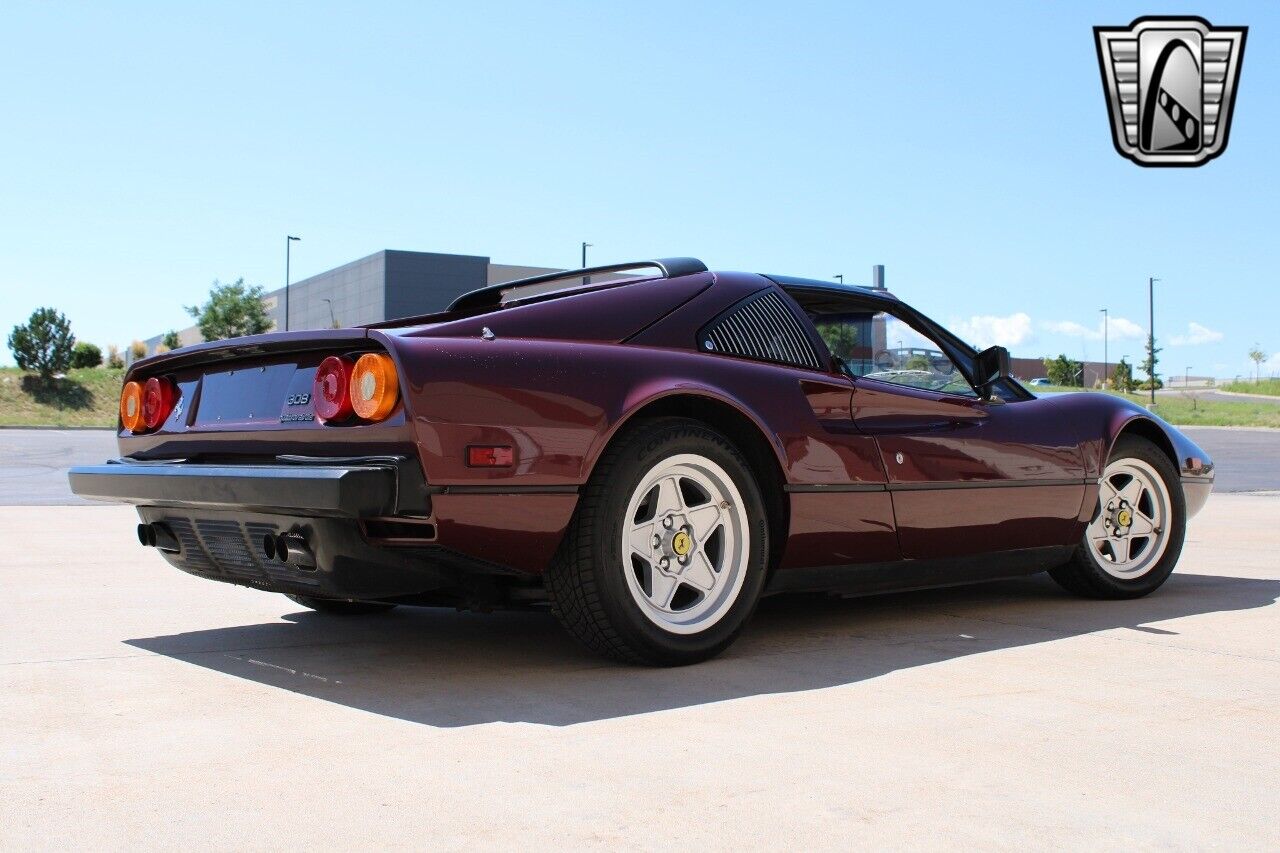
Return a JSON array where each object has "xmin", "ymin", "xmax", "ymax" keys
[
  {"xmin": 67, "ymin": 458, "xmax": 555, "ymax": 600},
  {"xmin": 68, "ymin": 458, "xmax": 418, "ymax": 518}
]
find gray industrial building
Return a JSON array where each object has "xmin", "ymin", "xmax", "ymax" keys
[{"xmin": 143, "ymin": 250, "xmax": 557, "ymax": 355}]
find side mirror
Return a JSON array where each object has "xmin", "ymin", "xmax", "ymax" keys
[{"xmin": 974, "ymin": 345, "xmax": 1011, "ymax": 397}]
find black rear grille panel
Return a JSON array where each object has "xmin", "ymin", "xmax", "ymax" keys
[
  {"xmin": 157, "ymin": 515, "xmax": 319, "ymax": 591},
  {"xmin": 699, "ymin": 290, "xmax": 823, "ymax": 370}
]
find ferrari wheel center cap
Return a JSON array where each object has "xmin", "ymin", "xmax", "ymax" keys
[{"xmin": 671, "ymin": 530, "xmax": 692, "ymax": 557}]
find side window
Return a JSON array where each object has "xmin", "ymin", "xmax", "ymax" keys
[
  {"xmin": 811, "ymin": 305, "xmax": 976, "ymax": 397},
  {"xmin": 700, "ymin": 291, "xmax": 824, "ymax": 370}
]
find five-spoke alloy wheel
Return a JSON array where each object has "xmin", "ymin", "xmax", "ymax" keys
[
  {"xmin": 547, "ymin": 417, "xmax": 769, "ymax": 665},
  {"xmin": 1087, "ymin": 457, "xmax": 1172, "ymax": 579},
  {"xmin": 622, "ymin": 454, "xmax": 751, "ymax": 634},
  {"xmin": 1051, "ymin": 435, "xmax": 1186, "ymax": 599}
]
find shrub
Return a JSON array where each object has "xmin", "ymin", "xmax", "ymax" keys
[
  {"xmin": 129, "ymin": 340, "xmax": 147, "ymax": 360},
  {"xmin": 162, "ymin": 330, "xmax": 182, "ymax": 350},
  {"xmin": 107, "ymin": 344, "xmax": 125, "ymax": 369},
  {"xmin": 70, "ymin": 341, "xmax": 103, "ymax": 368}
]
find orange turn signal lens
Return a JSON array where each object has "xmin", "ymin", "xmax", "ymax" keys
[
  {"xmin": 120, "ymin": 381, "xmax": 145, "ymax": 432},
  {"xmin": 349, "ymin": 353, "xmax": 399, "ymax": 421}
]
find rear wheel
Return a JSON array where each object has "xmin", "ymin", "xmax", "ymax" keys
[
  {"xmin": 1050, "ymin": 435, "xmax": 1185, "ymax": 599},
  {"xmin": 284, "ymin": 594, "xmax": 398, "ymax": 615},
  {"xmin": 547, "ymin": 418, "xmax": 770, "ymax": 665}
]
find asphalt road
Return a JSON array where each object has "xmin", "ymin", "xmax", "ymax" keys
[
  {"xmin": 3, "ymin": 425, "xmax": 1277, "ymax": 506},
  {"xmin": 3, "ymin": 498, "xmax": 1277, "ymax": 848},
  {"xmin": 1157, "ymin": 388, "xmax": 1280, "ymax": 406},
  {"xmin": 0, "ymin": 429, "xmax": 119, "ymax": 505}
]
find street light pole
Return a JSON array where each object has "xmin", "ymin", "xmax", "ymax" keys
[
  {"xmin": 321, "ymin": 298, "xmax": 336, "ymax": 329},
  {"xmin": 1100, "ymin": 308, "xmax": 1108, "ymax": 390},
  {"xmin": 581, "ymin": 242, "xmax": 592, "ymax": 268},
  {"xmin": 1147, "ymin": 276, "xmax": 1159, "ymax": 407},
  {"xmin": 834, "ymin": 274, "xmax": 843, "ymax": 284},
  {"xmin": 285, "ymin": 235, "xmax": 301, "ymax": 331}
]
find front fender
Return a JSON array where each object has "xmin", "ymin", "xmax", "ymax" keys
[{"xmin": 1036, "ymin": 391, "xmax": 1214, "ymax": 517}]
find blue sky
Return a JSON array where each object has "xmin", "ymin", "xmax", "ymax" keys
[{"xmin": 1, "ymin": 1, "xmax": 1276, "ymax": 378}]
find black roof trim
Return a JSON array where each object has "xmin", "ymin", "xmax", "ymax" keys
[
  {"xmin": 763, "ymin": 274, "xmax": 899, "ymax": 300},
  {"xmin": 448, "ymin": 257, "xmax": 709, "ymax": 312}
]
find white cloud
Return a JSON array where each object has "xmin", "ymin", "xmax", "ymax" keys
[
  {"xmin": 948, "ymin": 312, "xmax": 1033, "ymax": 349},
  {"xmin": 1042, "ymin": 316, "xmax": 1143, "ymax": 341},
  {"xmin": 1109, "ymin": 317, "xmax": 1145, "ymax": 339},
  {"xmin": 1170, "ymin": 322, "xmax": 1224, "ymax": 346}
]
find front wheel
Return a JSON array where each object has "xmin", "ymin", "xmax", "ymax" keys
[
  {"xmin": 1050, "ymin": 435, "xmax": 1186, "ymax": 599},
  {"xmin": 547, "ymin": 418, "xmax": 770, "ymax": 665}
]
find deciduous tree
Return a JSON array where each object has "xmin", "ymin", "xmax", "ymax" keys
[
  {"xmin": 185, "ymin": 278, "xmax": 272, "ymax": 342},
  {"xmin": 1043, "ymin": 354, "xmax": 1082, "ymax": 387},
  {"xmin": 1248, "ymin": 344, "xmax": 1267, "ymax": 383}
]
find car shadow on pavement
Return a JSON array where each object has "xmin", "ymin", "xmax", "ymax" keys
[{"xmin": 125, "ymin": 571, "xmax": 1278, "ymax": 728}]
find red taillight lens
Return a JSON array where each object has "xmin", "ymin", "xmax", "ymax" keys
[
  {"xmin": 313, "ymin": 356, "xmax": 355, "ymax": 423},
  {"xmin": 467, "ymin": 445, "xmax": 514, "ymax": 467},
  {"xmin": 141, "ymin": 377, "xmax": 177, "ymax": 430}
]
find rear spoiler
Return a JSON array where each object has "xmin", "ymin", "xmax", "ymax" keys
[
  {"xmin": 127, "ymin": 328, "xmax": 373, "ymax": 376},
  {"xmin": 447, "ymin": 257, "xmax": 708, "ymax": 313}
]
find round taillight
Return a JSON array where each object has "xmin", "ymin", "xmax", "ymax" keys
[
  {"xmin": 313, "ymin": 356, "xmax": 355, "ymax": 423},
  {"xmin": 120, "ymin": 381, "xmax": 145, "ymax": 432},
  {"xmin": 349, "ymin": 353, "xmax": 399, "ymax": 421},
  {"xmin": 142, "ymin": 377, "xmax": 177, "ymax": 430}
]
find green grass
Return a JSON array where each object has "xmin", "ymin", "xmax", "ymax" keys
[
  {"xmin": 1220, "ymin": 378, "xmax": 1280, "ymax": 396},
  {"xmin": 1033, "ymin": 385, "xmax": 1280, "ymax": 428},
  {"xmin": 0, "ymin": 367, "xmax": 123, "ymax": 427}
]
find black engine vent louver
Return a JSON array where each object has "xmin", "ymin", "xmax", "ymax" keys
[{"xmin": 700, "ymin": 291, "xmax": 822, "ymax": 370}]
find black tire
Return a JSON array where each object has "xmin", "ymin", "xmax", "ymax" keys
[
  {"xmin": 1050, "ymin": 435, "xmax": 1186, "ymax": 599},
  {"xmin": 284, "ymin": 594, "xmax": 398, "ymax": 615},
  {"xmin": 546, "ymin": 417, "xmax": 770, "ymax": 666}
]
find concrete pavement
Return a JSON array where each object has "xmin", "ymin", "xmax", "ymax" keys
[{"xmin": 3, "ymin": 498, "xmax": 1278, "ymax": 849}]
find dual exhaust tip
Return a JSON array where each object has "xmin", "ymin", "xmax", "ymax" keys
[
  {"xmin": 262, "ymin": 532, "xmax": 316, "ymax": 570},
  {"xmin": 136, "ymin": 521, "xmax": 315, "ymax": 571},
  {"xmin": 137, "ymin": 522, "xmax": 179, "ymax": 553}
]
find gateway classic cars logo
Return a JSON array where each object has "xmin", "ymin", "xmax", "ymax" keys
[{"xmin": 1094, "ymin": 16, "xmax": 1247, "ymax": 167}]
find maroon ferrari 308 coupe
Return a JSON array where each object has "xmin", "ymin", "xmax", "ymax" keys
[{"xmin": 71, "ymin": 258, "xmax": 1214, "ymax": 665}]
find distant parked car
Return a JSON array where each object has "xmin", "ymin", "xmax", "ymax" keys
[
  {"xmin": 1029, "ymin": 377, "xmax": 1052, "ymax": 386},
  {"xmin": 70, "ymin": 258, "xmax": 1215, "ymax": 665}
]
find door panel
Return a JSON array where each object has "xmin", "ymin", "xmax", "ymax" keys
[
  {"xmin": 779, "ymin": 378, "xmax": 902, "ymax": 569},
  {"xmin": 852, "ymin": 380, "xmax": 1087, "ymax": 559}
]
